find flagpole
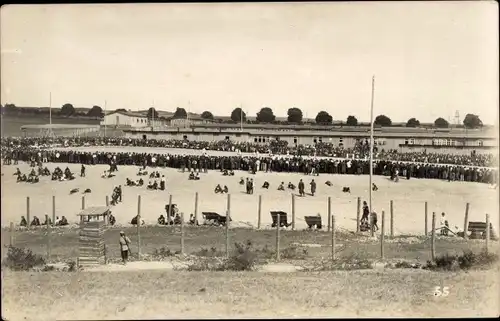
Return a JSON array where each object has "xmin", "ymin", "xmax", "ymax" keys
[
  {"xmin": 240, "ymin": 104, "xmax": 243, "ymax": 131},
  {"xmin": 152, "ymin": 99, "xmax": 155, "ymax": 130},
  {"xmin": 49, "ymin": 92, "xmax": 52, "ymax": 126},
  {"xmin": 369, "ymin": 75, "xmax": 375, "ymax": 216}
]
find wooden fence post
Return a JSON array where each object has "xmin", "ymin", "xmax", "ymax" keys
[
  {"xmin": 356, "ymin": 197, "xmax": 361, "ymax": 233},
  {"xmin": 485, "ymin": 213, "xmax": 490, "ymax": 254},
  {"xmin": 52, "ymin": 196, "xmax": 56, "ymax": 226},
  {"xmin": 463, "ymin": 203, "xmax": 470, "ymax": 240},
  {"xmin": 225, "ymin": 194, "xmax": 231, "ymax": 258},
  {"xmin": 137, "ymin": 195, "xmax": 141, "ymax": 258},
  {"xmin": 424, "ymin": 202, "xmax": 428, "ymax": 236},
  {"xmin": 291, "ymin": 194, "xmax": 295, "ymax": 231},
  {"xmin": 390, "ymin": 200, "xmax": 394, "ymax": 238},
  {"xmin": 26, "ymin": 196, "xmax": 30, "ymax": 230},
  {"xmin": 381, "ymin": 211, "xmax": 385, "ymax": 259},
  {"xmin": 431, "ymin": 212, "xmax": 436, "ymax": 261},
  {"xmin": 257, "ymin": 195, "xmax": 262, "ymax": 229},
  {"xmin": 276, "ymin": 213, "xmax": 280, "ymax": 261},
  {"xmin": 9, "ymin": 222, "xmax": 14, "ymax": 247},
  {"xmin": 194, "ymin": 192, "xmax": 198, "ymax": 225},
  {"xmin": 168, "ymin": 195, "xmax": 173, "ymax": 218},
  {"xmin": 331, "ymin": 215, "xmax": 336, "ymax": 261},
  {"xmin": 180, "ymin": 212, "xmax": 185, "ymax": 255},
  {"xmin": 106, "ymin": 195, "xmax": 110, "ymax": 207},
  {"xmin": 370, "ymin": 212, "xmax": 375, "ymax": 237},
  {"xmin": 81, "ymin": 195, "xmax": 85, "ymax": 210},
  {"xmin": 327, "ymin": 197, "xmax": 332, "ymax": 232},
  {"xmin": 46, "ymin": 214, "xmax": 51, "ymax": 259}
]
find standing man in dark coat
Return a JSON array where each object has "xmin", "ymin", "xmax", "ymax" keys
[
  {"xmin": 298, "ymin": 179, "xmax": 305, "ymax": 197},
  {"xmin": 310, "ymin": 179, "xmax": 316, "ymax": 196}
]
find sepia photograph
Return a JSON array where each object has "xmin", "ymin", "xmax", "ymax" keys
[{"xmin": 1, "ymin": 2, "xmax": 499, "ymax": 319}]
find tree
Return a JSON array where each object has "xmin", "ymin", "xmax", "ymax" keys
[
  {"xmin": 434, "ymin": 117, "xmax": 449, "ymax": 128},
  {"xmin": 230, "ymin": 107, "xmax": 246, "ymax": 122},
  {"xmin": 287, "ymin": 107, "xmax": 303, "ymax": 123},
  {"xmin": 374, "ymin": 114, "xmax": 392, "ymax": 126},
  {"xmin": 346, "ymin": 115, "xmax": 358, "ymax": 126},
  {"xmin": 315, "ymin": 111, "xmax": 333, "ymax": 125},
  {"xmin": 87, "ymin": 105, "xmax": 103, "ymax": 118},
  {"xmin": 463, "ymin": 113, "xmax": 483, "ymax": 129},
  {"xmin": 406, "ymin": 118, "xmax": 420, "ymax": 128},
  {"xmin": 201, "ymin": 111, "xmax": 214, "ymax": 120},
  {"xmin": 173, "ymin": 107, "xmax": 188, "ymax": 119},
  {"xmin": 256, "ymin": 107, "xmax": 276, "ymax": 123},
  {"xmin": 3, "ymin": 103, "xmax": 17, "ymax": 114},
  {"xmin": 147, "ymin": 107, "xmax": 159, "ymax": 119},
  {"xmin": 60, "ymin": 103, "xmax": 75, "ymax": 116}
]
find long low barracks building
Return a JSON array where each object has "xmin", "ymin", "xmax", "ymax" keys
[{"xmin": 123, "ymin": 123, "xmax": 498, "ymax": 155}]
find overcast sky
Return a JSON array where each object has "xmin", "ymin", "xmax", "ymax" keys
[{"xmin": 1, "ymin": 2, "xmax": 498, "ymax": 124}]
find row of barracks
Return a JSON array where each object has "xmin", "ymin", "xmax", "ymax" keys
[{"xmin": 123, "ymin": 123, "xmax": 498, "ymax": 155}]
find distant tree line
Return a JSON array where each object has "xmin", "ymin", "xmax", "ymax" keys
[{"xmin": 0, "ymin": 103, "xmax": 485, "ymax": 129}]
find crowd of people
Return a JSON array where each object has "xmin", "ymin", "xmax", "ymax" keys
[
  {"xmin": 1, "ymin": 142, "xmax": 497, "ymax": 185},
  {"xmin": 1, "ymin": 136, "xmax": 497, "ymax": 168}
]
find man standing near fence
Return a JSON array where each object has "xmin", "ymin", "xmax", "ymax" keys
[{"xmin": 119, "ymin": 231, "xmax": 132, "ymax": 265}]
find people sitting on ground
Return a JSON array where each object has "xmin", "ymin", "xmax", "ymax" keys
[
  {"xmin": 17, "ymin": 173, "xmax": 27, "ymax": 182},
  {"xmin": 137, "ymin": 168, "xmax": 148, "ymax": 176},
  {"xmin": 147, "ymin": 180, "xmax": 158, "ymax": 190},
  {"xmin": 19, "ymin": 216, "xmax": 28, "ymax": 227},
  {"xmin": 108, "ymin": 214, "xmax": 116, "ymax": 226},
  {"xmin": 27, "ymin": 175, "xmax": 39, "ymax": 183},
  {"xmin": 287, "ymin": 182, "xmax": 296, "ymax": 190},
  {"xmin": 29, "ymin": 169, "xmax": 36, "ymax": 177},
  {"xmin": 278, "ymin": 182, "xmax": 285, "ymax": 191},
  {"xmin": 149, "ymin": 171, "xmax": 160, "ymax": 179},
  {"xmin": 174, "ymin": 213, "xmax": 182, "ymax": 225},
  {"xmin": 42, "ymin": 167, "xmax": 50, "ymax": 176},
  {"xmin": 137, "ymin": 178, "xmax": 144, "ymax": 186},
  {"xmin": 229, "ymin": 170, "xmax": 235, "ymax": 176},
  {"xmin": 223, "ymin": 169, "xmax": 230, "ymax": 176},
  {"xmin": 223, "ymin": 185, "xmax": 229, "ymax": 193},
  {"xmin": 30, "ymin": 216, "xmax": 41, "ymax": 227},
  {"xmin": 189, "ymin": 171, "xmax": 197, "ymax": 180},
  {"xmin": 130, "ymin": 215, "xmax": 145, "ymax": 226},
  {"xmin": 14, "ymin": 168, "xmax": 21, "ymax": 176},
  {"xmin": 83, "ymin": 188, "xmax": 91, "ymax": 194},
  {"xmin": 189, "ymin": 214, "xmax": 199, "ymax": 226},
  {"xmin": 325, "ymin": 180, "xmax": 333, "ymax": 187},
  {"xmin": 214, "ymin": 184, "xmax": 223, "ymax": 193},
  {"xmin": 70, "ymin": 188, "xmax": 79, "ymax": 195},
  {"xmin": 262, "ymin": 181, "xmax": 270, "ymax": 189},
  {"xmin": 372, "ymin": 183, "xmax": 378, "ymax": 191},
  {"xmin": 158, "ymin": 214, "xmax": 166, "ymax": 225},
  {"xmin": 239, "ymin": 177, "xmax": 245, "ymax": 185},
  {"xmin": 126, "ymin": 178, "xmax": 136, "ymax": 186},
  {"xmin": 343, "ymin": 186, "xmax": 351, "ymax": 193}
]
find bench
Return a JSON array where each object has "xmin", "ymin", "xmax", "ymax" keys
[
  {"xmin": 304, "ymin": 216, "xmax": 322, "ymax": 229},
  {"xmin": 202, "ymin": 212, "xmax": 230, "ymax": 226},
  {"xmin": 468, "ymin": 221, "xmax": 497, "ymax": 240},
  {"xmin": 270, "ymin": 211, "xmax": 291, "ymax": 228}
]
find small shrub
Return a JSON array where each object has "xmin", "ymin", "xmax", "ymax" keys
[
  {"xmin": 193, "ymin": 247, "xmax": 223, "ymax": 257},
  {"xmin": 281, "ymin": 245, "xmax": 308, "ymax": 260},
  {"xmin": 2, "ymin": 246, "xmax": 46, "ymax": 271},
  {"xmin": 67, "ymin": 260, "xmax": 77, "ymax": 272},
  {"xmin": 152, "ymin": 247, "xmax": 174, "ymax": 259},
  {"xmin": 225, "ymin": 241, "xmax": 257, "ymax": 271},
  {"xmin": 426, "ymin": 250, "xmax": 499, "ymax": 271}
]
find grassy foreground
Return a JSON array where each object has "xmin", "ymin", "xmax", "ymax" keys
[
  {"xmin": 1, "ymin": 225, "xmax": 494, "ymax": 263},
  {"xmin": 2, "ymin": 268, "xmax": 499, "ymax": 319}
]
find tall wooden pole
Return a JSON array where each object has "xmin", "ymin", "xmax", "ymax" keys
[
  {"xmin": 356, "ymin": 197, "xmax": 361, "ymax": 233},
  {"xmin": 52, "ymin": 195, "xmax": 56, "ymax": 226},
  {"xmin": 331, "ymin": 215, "xmax": 336, "ymax": 261},
  {"xmin": 369, "ymin": 75, "xmax": 375, "ymax": 219},
  {"xmin": 276, "ymin": 213, "xmax": 280, "ymax": 261},
  {"xmin": 291, "ymin": 194, "xmax": 296, "ymax": 230},
  {"xmin": 180, "ymin": 212, "xmax": 185, "ymax": 254},
  {"xmin": 431, "ymin": 212, "xmax": 436, "ymax": 260},
  {"xmin": 225, "ymin": 194, "xmax": 231, "ymax": 258},
  {"xmin": 257, "ymin": 195, "xmax": 262, "ymax": 229},
  {"xmin": 327, "ymin": 197, "xmax": 332, "ymax": 232},
  {"xmin": 137, "ymin": 195, "xmax": 141, "ymax": 258},
  {"xmin": 390, "ymin": 200, "xmax": 394, "ymax": 238},
  {"xmin": 485, "ymin": 213, "xmax": 490, "ymax": 254},
  {"xmin": 26, "ymin": 197, "xmax": 30, "ymax": 230},
  {"xmin": 425, "ymin": 201, "xmax": 428, "ymax": 236},
  {"xmin": 463, "ymin": 203, "xmax": 470, "ymax": 239},
  {"xmin": 194, "ymin": 192, "xmax": 199, "ymax": 224},
  {"xmin": 381, "ymin": 211, "xmax": 385, "ymax": 259}
]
